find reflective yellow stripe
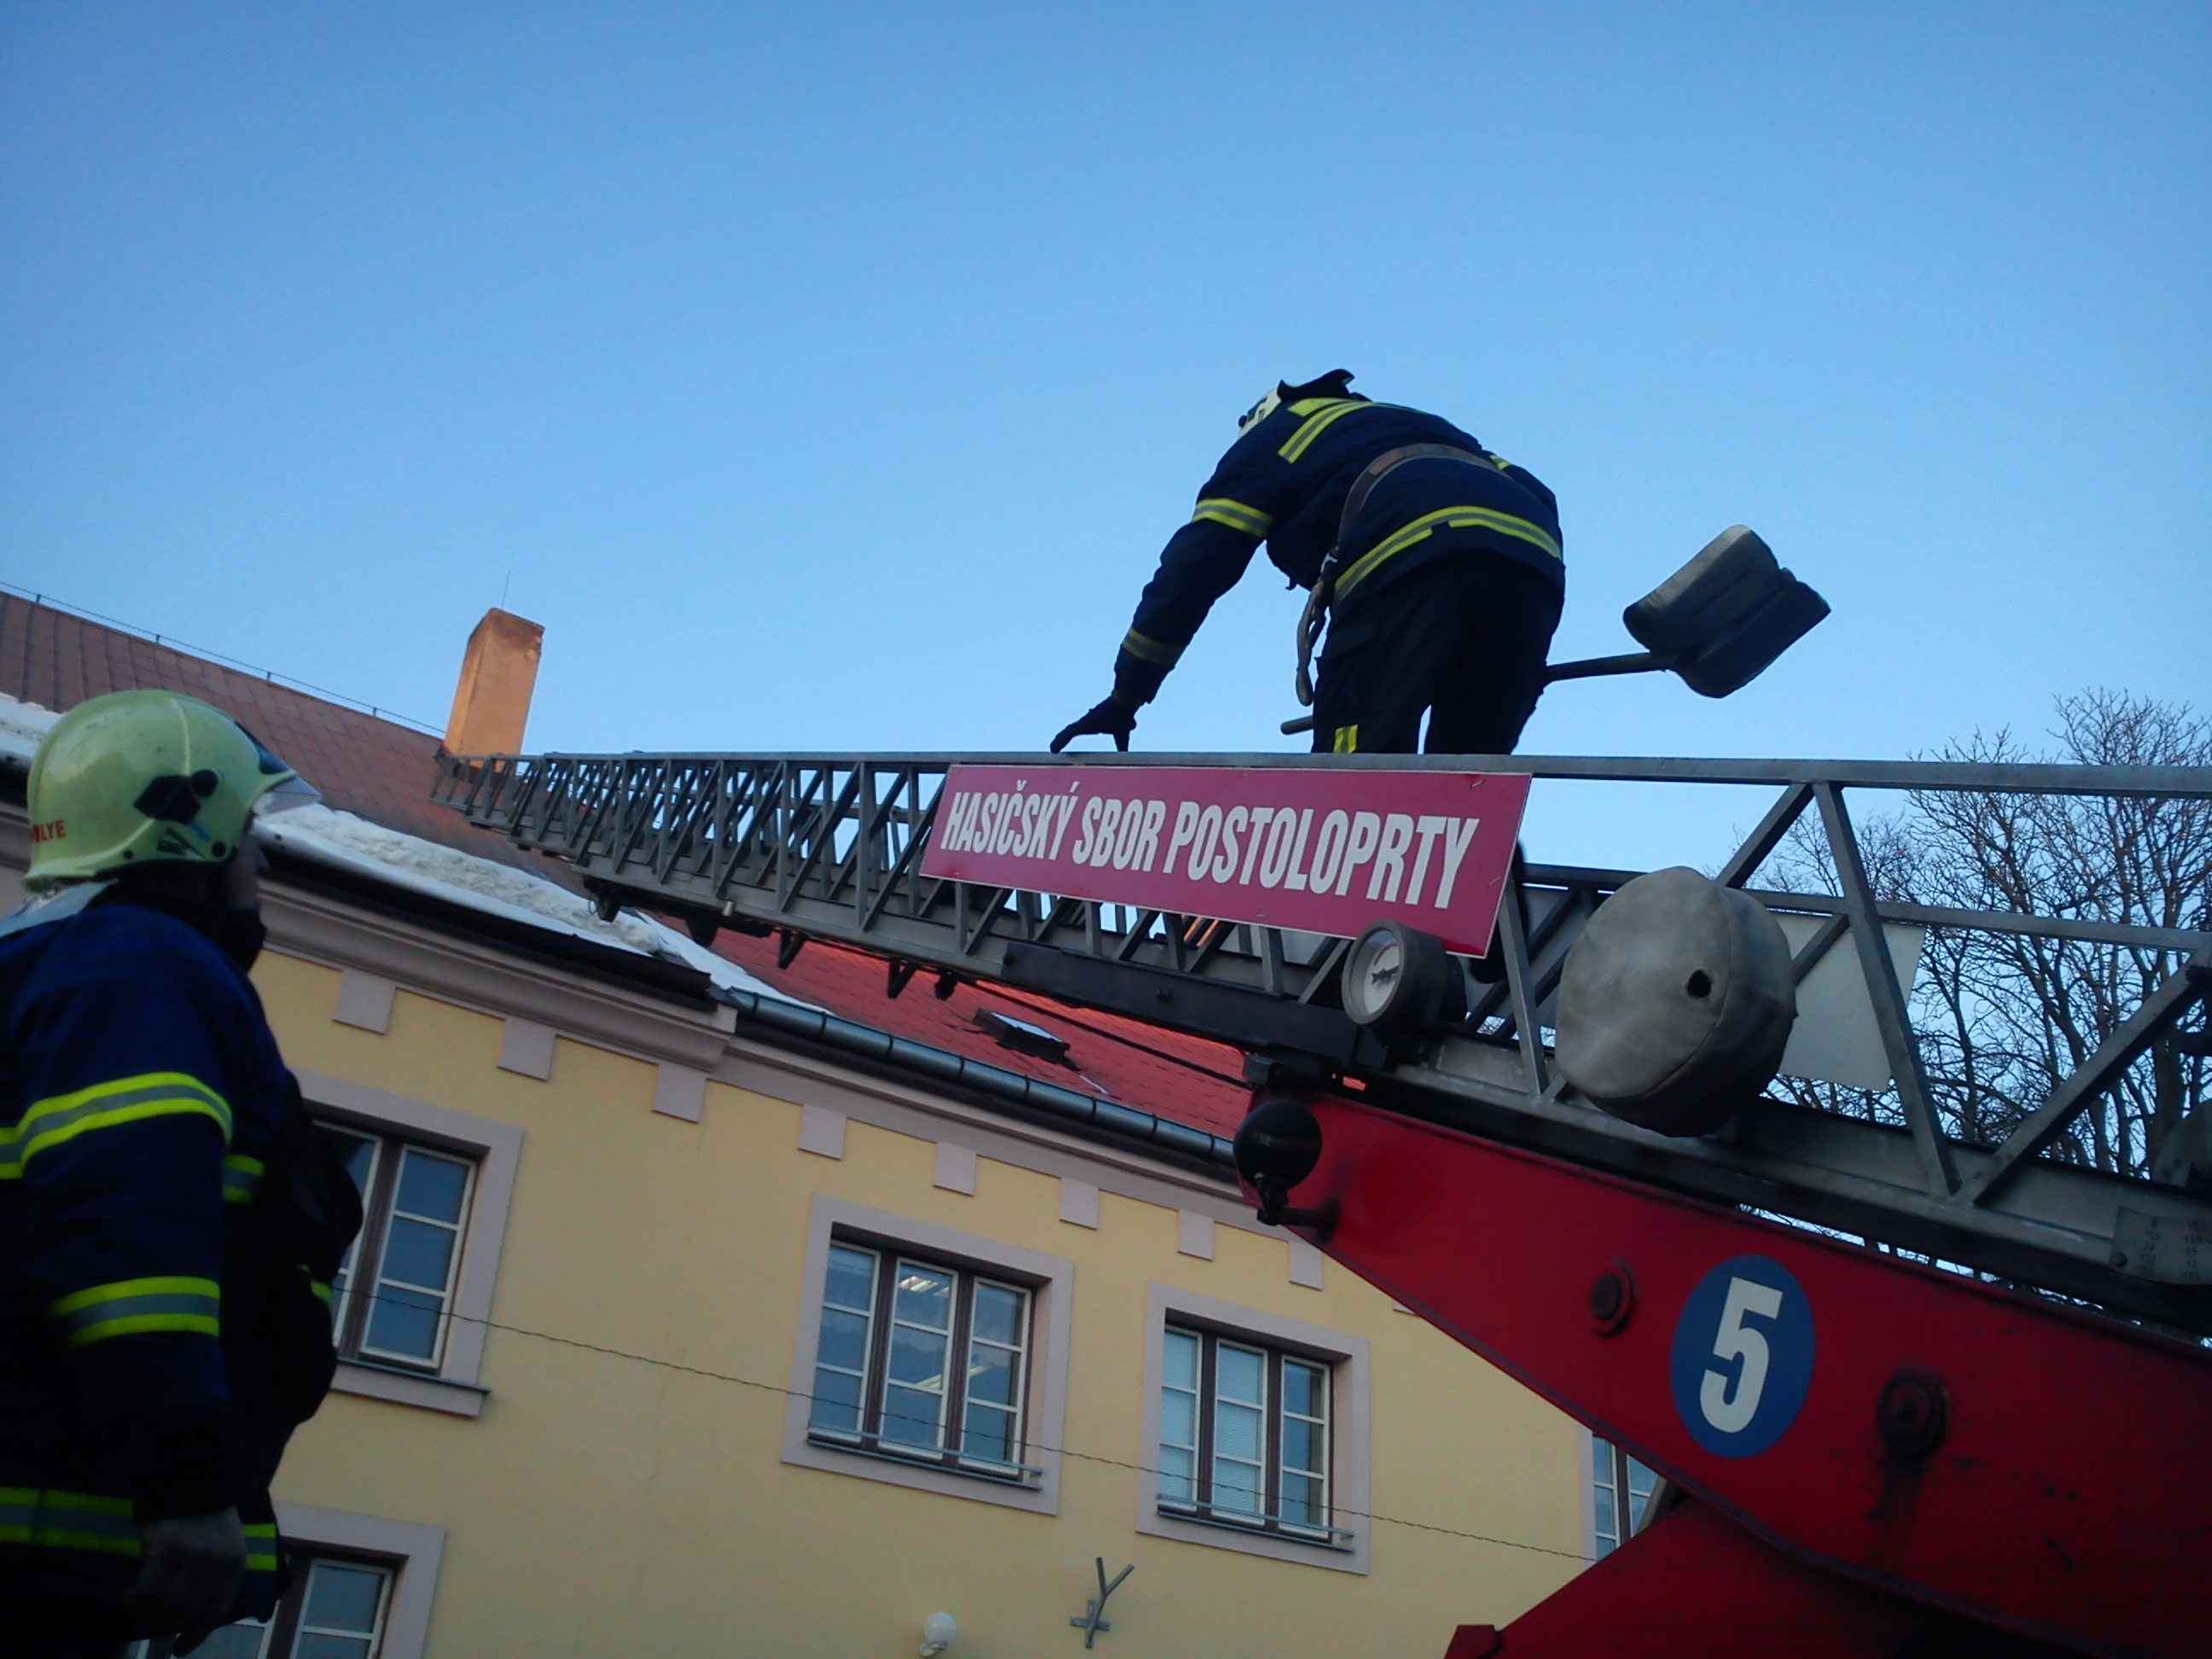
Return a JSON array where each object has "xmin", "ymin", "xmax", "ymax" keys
[
  {"xmin": 0, "ymin": 1487, "xmax": 141, "ymax": 1557},
  {"xmin": 1333, "ymin": 505, "xmax": 1563, "ymax": 602},
  {"xmin": 1191, "ymin": 498, "xmax": 1274, "ymax": 536},
  {"xmin": 2, "ymin": 1071, "xmax": 231, "ymax": 1178},
  {"xmin": 51, "ymin": 1276, "xmax": 222, "ymax": 1348},
  {"xmin": 1278, "ymin": 399, "xmax": 1377, "ymax": 463},
  {"xmin": 1332, "ymin": 725, "xmax": 1360, "ymax": 754},
  {"xmin": 244, "ymin": 1520, "xmax": 279, "ymax": 1573},
  {"xmin": 1120, "ymin": 629, "xmax": 1183, "ymax": 667},
  {"xmin": 223, "ymin": 1151, "xmax": 265, "ymax": 1205},
  {"xmin": 65, "ymin": 1310, "xmax": 223, "ymax": 1346}
]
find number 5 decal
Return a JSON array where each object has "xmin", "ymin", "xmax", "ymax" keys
[
  {"xmin": 1699, "ymin": 1278, "xmax": 1784, "ymax": 1433},
  {"xmin": 1670, "ymin": 1256, "xmax": 1815, "ymax": 1457}
]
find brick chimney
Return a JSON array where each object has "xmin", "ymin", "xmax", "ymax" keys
[{"xmin": 444, "ymin": 608, "xmax": 544, "ymax": 755}]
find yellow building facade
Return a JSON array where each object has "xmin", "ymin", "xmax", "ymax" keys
[{"xmin": 0, "ymin": 617, "xmax": 1595, "ymax": 1658}]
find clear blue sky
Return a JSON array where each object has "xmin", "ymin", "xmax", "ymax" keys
[{"xmin": 4, "ymin": 3, "xmax": 2206, "ymax": 868}]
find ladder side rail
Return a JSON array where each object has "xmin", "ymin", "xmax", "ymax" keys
[
  {"xmin": 445, "ymin": 748, "xmax": 2212, "ymax": 796},
  {"xmin": 648, "ymin": 757, "xmax": 693, "ymax": 883},
  {"xmin": 797, "ymin": 764, "xmax": 867, "ymax": 914},
  {"xmin": 733, "ymin": 760, "xmax": 786, "ymax": 896},
  {"xmin": 1816, "ymin": 783, "xmax": 1959, "ymax": 1197}
]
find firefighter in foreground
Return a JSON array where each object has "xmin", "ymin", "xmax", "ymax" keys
[
  {"xmin": 1, "ymin": 691, "xmax": 358, "ymax": 1657},
  {"xmin": 1052, "ymin": 370, "xmax": 1565, "ymax": 755}
]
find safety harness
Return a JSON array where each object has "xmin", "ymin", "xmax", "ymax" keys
[{"xmin": 1294, "ymin": 444, "xmax": 1503, "ymax": 708}]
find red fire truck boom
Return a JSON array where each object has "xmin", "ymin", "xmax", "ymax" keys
[{"xmin": 1273, "ymin": 1091, "xmax": 2206, "ymax": 1656}]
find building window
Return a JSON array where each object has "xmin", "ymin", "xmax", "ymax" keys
[
  {"xmin": 318, "ymin": 1123, "xmax": 476, "ymax": 1372},
  {"xmin": 131, "ymin": 1552, "xmax": 395, "ymax": 1659},
  {"xmin": 1158, "ymin": 1324, "xmax": 1336, "ymax": 1540},
  {"xmin": 806, "ymin": 1238, "xmax": 1034, "ymax": 1478},
  {"xmin": 1592, "ymin": 1436, "xmax": 1657, "ymax": 1557},
  {"xmin": 783, "ymin": 1196, "xmax": 1074, "ymax": 1516}
]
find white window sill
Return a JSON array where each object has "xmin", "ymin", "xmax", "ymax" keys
[
  {"xmin": 331, "ymin": 1357, "xmax": 489, "ymax": 1419},
  {"xmin": 1141, "ymin": 1500, "xmax": 1367, "ymax": 1572},
  {"xmin": 806, "ymin": 1430, "xmax": 1041, "ymax": 1486},
  {"xmin": 1156, "ymin": 1501, "xmax": 1353, "ymax": 1551}
]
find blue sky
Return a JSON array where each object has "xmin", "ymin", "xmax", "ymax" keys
[{"xmin": 4, "ymin": 3, "xmax": 2206, "ymax": 869}]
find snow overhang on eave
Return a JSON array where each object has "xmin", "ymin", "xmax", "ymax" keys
[{"xmin": 0, "ymin": 692, "xmax": 797, "ymax": 1011}]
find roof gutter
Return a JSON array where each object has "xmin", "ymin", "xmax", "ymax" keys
[{"xmin": 718, "ymin": 987, "xmax": 1238, "ymax": 1172}]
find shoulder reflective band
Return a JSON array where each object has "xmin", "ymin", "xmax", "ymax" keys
[
  {"xmin": 50, "ymin": 1276, "xmax": 221, "ymax": 1348},
  {"xmin": 1192, "ymin": 498, "xmax": 1274, "ymax": 536},
  {"xmin": 224, "ymin": 1151, "xmax": 265, "ymax": 1205},
  {"xmin": 1278, "ymin": 399, "xmax": 1378, "ymax": 463},
  {"xmin": 0, "ymin": 1487, "xmax": 141, "ymax": 1557},
  {"xmin": 1, "ymin": 1071, "xmax": 232, "ymax": 1178}
]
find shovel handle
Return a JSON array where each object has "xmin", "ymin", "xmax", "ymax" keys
[
  {"xmin": 1280, "ymin": 651, "xmax": 1680, "ymax": 735},
  {"xmin": 1541, "ymin": 650, "xmax": 1677, "ymax": 682}
]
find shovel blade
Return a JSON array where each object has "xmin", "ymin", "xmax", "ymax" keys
[{"xmin": 1624, "ymin": 525, "xmax": 1829, "ymax": 698}]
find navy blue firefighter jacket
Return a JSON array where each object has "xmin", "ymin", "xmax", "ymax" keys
[
  {"xmin": 1113, "ymin": 396, "xmax": 1564, "ymax": 706},
  {"xmin": 0, "ymin": 888, "xmax": 303, "ymax": 1610}
]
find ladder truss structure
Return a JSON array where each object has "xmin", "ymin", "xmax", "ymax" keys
[{"xmin": 435, "ymin": 749, "xmax": 2212, "ymax": 1333}]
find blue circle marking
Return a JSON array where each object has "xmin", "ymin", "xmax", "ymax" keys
[{"xmin": 1668, "ymin": 1254, "xmax": 1815, "ymax": 1458}]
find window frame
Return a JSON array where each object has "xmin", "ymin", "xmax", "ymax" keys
[
  {"xmin": 129, "ymin": 1502, "xmax": 445, "ymax": 1659},
  {"xmin": 294, "ymin": 1070, "xmax": 522, "ymax": 1418},
  {"xmin": 783, "ymin": 1195, "xmax": 1075, "ymax": 1516},
  {"xmin": 319, "ymin": 1125, "xmax": 479, "ymax": 1373},
  {"xmin": 1157, "ymin": 1323, "xmax": 1337, "ymax": 1542},
  {"xmin": 805, "ymin": 1236, "xmax": 1039, "ymax": 1481},
  {"xmin": 1139, "ymin": 1284, "xmax": 1371, "ymax": 1575},
  {"xmin": 1588, "ymin": 1432, "xmax": 1659, "ymax": 1560}
]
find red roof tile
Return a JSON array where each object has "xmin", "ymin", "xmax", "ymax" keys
[
  {"xmin": 708, "ymin": 930, "xmax": 1251, "ymax": 1139},
  {"xmin": 0, "ymin": 595, "xmax": 559, "ymax": 879}
]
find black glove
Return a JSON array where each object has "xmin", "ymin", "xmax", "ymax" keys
[{"xmin": 1051, "ymin": 695, "xmax": 1137, "ymax": 753}]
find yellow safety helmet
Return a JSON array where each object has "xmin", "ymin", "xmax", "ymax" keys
[{"xmin": 26, "ymin": 690, "xmax": 318, "ymax": 889}]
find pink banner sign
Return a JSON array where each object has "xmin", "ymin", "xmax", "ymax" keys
[{"xmin": 921, "ymin": 765, "xmax": 1529, "ymax": 958}]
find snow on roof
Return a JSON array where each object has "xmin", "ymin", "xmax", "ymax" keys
[
  {"xmin": 0, "ymin": 693, "xmax": 55, "ymax": 762},
  {"xmin": 1, "ymin": 692, "xmax": 795, "ymax": 1006}
]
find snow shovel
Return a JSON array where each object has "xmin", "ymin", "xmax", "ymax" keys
[{"xmin": 1280, "ymin": 525, "xmax": 1827, "ymax": 734}]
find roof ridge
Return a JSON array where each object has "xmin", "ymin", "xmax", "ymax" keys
[{"xmin": 0, "ymin": 582, "xmax": 441, "ymax": 733}]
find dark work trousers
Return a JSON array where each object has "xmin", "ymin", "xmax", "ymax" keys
[{"xmin": 1311, "ymin": 555, "xmax": 1563, "ymax": 755}]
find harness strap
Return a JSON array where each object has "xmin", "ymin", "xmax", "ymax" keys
[
  {"xmin": 1295, "ymin": 445, "xmax": 1501, "ymax": 708},
  {"xmin": 1334, "ymin": 444, "xmax": 1499, "ymax": 557}
]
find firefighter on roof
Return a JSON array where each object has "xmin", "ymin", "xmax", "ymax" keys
[
  {"xmin": 1052, "ymin": 370, "xmax": 1564, "ymax": 755},
  {"xmin": 1, "ymin": 690, "xmax": 358, "ymax": 1656}
]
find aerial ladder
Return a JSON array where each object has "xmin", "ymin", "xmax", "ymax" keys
[
  {"xmin": 435, "ymin": 734, "xmax": 2210, "ymax": 1658},
  {"xmin": 431, "ymin": 505, "xmax": 2205, "ymax": 1659}
]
